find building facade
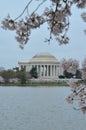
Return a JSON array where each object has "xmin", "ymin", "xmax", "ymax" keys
[{"xmin": 18, "ymin": 52, "xmax": 63, "ymax": 79}]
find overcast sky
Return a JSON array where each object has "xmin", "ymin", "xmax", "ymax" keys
[{"xmin": 0, "ymin": 0, "xmax": 86, "ymax": 69}]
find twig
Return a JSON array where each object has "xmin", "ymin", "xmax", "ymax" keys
[
  {"xmin": 14, "ymin": 0, "xmax": 33, "ymax": 20},
  {"xmin": 31, "ymin": 0, "xmax": 47, "ymax": 15}
]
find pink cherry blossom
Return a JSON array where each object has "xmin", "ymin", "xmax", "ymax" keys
[{"xmin": 61, "ymin": 58, "xmax": 79, "ymax": 74}]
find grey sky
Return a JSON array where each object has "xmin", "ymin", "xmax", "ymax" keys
[{"xmin": 0, "ymin": 0, "xmax": 86, "ymax": 69}]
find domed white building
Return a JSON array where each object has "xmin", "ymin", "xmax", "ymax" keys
[{"xmin": 18, "ymin": 52, "xmax": 63, "ymax": 79}]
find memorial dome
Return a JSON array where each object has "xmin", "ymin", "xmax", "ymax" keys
[{"xmin": 29, "ymin": 52, "xmax": 58, "ymax": 63}]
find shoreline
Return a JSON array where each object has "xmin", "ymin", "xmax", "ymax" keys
[
  {"xmin": 0, "ymin": 81, "xmax": 69, "ymax": 87},
  {"xmin": 0, "ymin": 79, "xmax": 81, "ymax": 87}
]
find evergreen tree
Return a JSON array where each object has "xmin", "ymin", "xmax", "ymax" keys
[{"xmin": 30, "ymin": 67, "xmax": 38, "ymax": 78}]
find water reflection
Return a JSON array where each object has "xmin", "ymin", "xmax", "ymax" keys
[{"xmin": 0, "ymin": 86, "xmax": 86, "ymax": 130}]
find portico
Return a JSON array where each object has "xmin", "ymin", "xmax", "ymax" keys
[{"xmin": 31, "ymin": 64, "xmax": 61, "ymax": 78}]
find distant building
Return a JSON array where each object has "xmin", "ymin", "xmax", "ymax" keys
[
  {"xmin": 0, "ymin": 76, "xmax": 5, "ymax": 82},
  {"xmin": 18, "ymin": 52, "xmax": 63, "ymax": 79}
]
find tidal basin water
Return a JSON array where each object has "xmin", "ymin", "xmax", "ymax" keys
[{"xmin": 0, "ymin": 86, "xmax": 86, "ymax": 130}]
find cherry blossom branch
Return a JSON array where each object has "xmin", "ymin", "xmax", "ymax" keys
[{"xmin": 1, "ymin": 0, "xmax": 86, "ymax": 48}]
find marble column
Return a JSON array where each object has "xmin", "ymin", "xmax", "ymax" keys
[
  {"xmin": 39, "ymin": 65, "xmax": 41, "ymax": 77},
  {"xmin": 50, "ymin": 65, "xmax": 52, "ymax": 76},
  {"xmin": 53, "ymin": 65, "xmax": 55, "ymax": 77}
]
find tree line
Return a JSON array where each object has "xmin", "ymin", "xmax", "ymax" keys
[{"xmin": 0, "ymin": 66, "xmax": 38, "ymax": 84}]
